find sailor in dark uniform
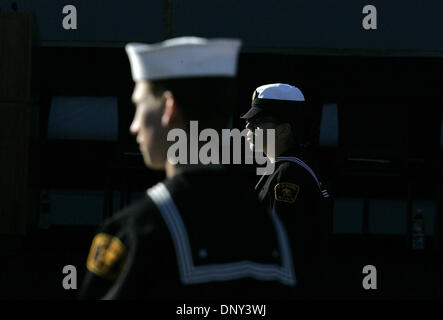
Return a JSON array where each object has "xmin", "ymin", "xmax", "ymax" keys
[
  {"xmin": 79, "ymin": 39, "xmax": 296, "ymax": 299},
  {"xmin": 241, "ymin": 84, "xmax": 333, "ymax": 298}
]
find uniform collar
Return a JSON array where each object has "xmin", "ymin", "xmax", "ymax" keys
[
  {"xmin": 275, "ymin": 146, "xmax": 314, "ymax": 167},
  {"xmin": 277, "ymin": 146, "xmax": 304, "ymax": 159}
]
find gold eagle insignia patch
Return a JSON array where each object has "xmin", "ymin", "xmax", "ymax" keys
[
  {"xmin": 86, "ymin": 233, "xmax": 128, "ymax": 281},
  {"xmin": 274, "ymin": 182, "xmax": 300, "ymax": 203}
]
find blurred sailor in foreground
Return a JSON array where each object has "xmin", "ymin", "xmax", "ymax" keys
[
  {"xmin": 79, "ymin": 38, "xmax": 296, "ymax": 299},
  {"xmin": 242, "ymin": 83, "xmax": 333, "ymax": 298}
]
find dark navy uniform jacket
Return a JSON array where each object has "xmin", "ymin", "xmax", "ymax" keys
[
  {"xmin": 255, "ymin": 148, "xmax": 333, "ymax": 298},
  {"xmin": 79, "ymin": 165, "xmax": 296, "ymax": 300}
]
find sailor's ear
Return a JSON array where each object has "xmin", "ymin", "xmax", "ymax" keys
[{"xmin": 161, "ymin": 90, "xmax": 181, "ymax": 128}]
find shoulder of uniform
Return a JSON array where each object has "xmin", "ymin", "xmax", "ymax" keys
[
  {"xmin": 275, "ymin": 161, "xmax": 298, "ymax": 172},
  {"xmin": 98, "ymin": 195, "xmax": 161, "ymax": 238},
  {"xmin": 271, "ymin": 161, "xmax": 321, "ymax": 205},
  {"xmin": 274, "ymin": 161, "xmax": 316, "ymax": 185},
  {"xmin": 85, "ymin": 196, "xmax": 162, "ymax": 281}
]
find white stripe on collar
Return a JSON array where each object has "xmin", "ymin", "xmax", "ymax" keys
[
  {"xmin": 275, "ymin": 156, "xmax": 321, "ymax": 189},
  {"xmin": 147, "ymin": 183, "xmax": 296, "ymax": 286}
]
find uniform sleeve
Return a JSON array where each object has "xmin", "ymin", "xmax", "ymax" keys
[
  {"xmin": 78, "ymin": 226, "xmax": 130, "ymax": 300},
  {"xmin": 270, "ymin": 163, "xmax": 319, "ymax": 218},
  {"xmin": 269, "ymin": 163, "xmax": 330, "ymax": 298},
  {"xmin": 78, "ymin": 198, "xmax": 165, "ymax": 300}
]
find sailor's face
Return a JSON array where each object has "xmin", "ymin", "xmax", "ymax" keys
[
  {"xmin": 130, "ymin": 81, "xmax": 167, "ymax": 169},
  {"xmin": 245, "ymin": 117, "xmax": 279, "ymax": 153}
]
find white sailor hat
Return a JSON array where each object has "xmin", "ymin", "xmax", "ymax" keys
[
  {"xmin": 240, "ymin": 83, "xmax": 306, "ymax": 120},
  {"xmin": 125, "ymin": 37, "xmax": 242, "ymax": 82}
]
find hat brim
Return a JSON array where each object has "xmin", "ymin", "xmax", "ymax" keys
[{"xmin": 240, "ymin": 107, "xmax": 264, "ymax": 120}]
